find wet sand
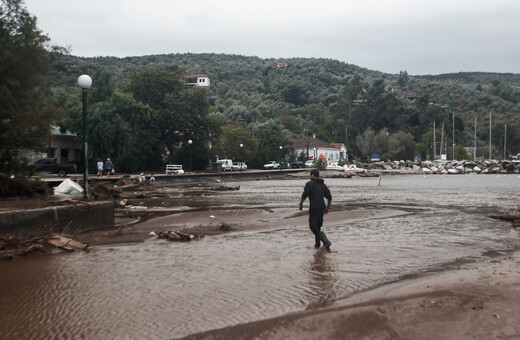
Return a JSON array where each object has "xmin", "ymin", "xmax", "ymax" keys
[
  {"xmin": 72, "ymin": 207, "xmax": 520, "ymax": 339},
  {"xmin": 182, "ymin": 251, "xmax": 520, "ymax": 339}
]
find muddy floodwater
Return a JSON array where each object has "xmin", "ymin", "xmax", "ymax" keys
[{"xmin": 1, "ymin": 174, "xmax": 520, "ymax": 339}]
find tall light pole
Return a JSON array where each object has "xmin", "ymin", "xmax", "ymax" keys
[
  {"xmin": 444, "ymin": 104, "xmax": 455, "ymax": 160},
  {"xmin": 239, "ymin": 143, "xmax": 243, "ymax": 171},
  {"xmin": 504, "ymin": 124, "xmax": 507, "ymax": 159},
  {"xmin": 188, "ymin": 139, "xmax": 193, "ymax": 173},
  {"xmin": 78, "ymin": 75, "xmax": 92, "ymax": 199},
  {"xmin": 279, "ymin": 145, "xmax": 283, "ymax": 170},
  {"xmin": 489, "ymin": 112, "xmax": 492, "ymax": 160}
]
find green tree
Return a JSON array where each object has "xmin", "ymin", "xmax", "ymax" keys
[
  {"xmin": 356, "ymin": 128, "xmax": 377, "ymax": 159},
  {"xmin": 251, "ymin": 119, "xmax": 291, "ymax": 167},
  {"xmin": 214, "ymin": 121, "xmax": 258, "ymax": 161},
  {"xmin": 397, "ymin": 70, "xmax": 409, "ymax": 88},
  {"xmin": 392, "ymin": 130, "xmax": 417, "ymax": 160},
  {"xmin": 128, "ymin": 65, "xmax": 219, "ymax": 171},
  {"xmin": 0, "ymin": 0, "xmax": 65, "ymax": 172}
]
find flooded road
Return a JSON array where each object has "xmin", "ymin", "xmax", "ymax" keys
[{"xmin": 1, "ymin": 174, "xmax": 519, "ymax": 339}]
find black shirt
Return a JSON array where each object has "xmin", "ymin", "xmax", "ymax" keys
[{"xmin": 301, "ymin": 178, "xmax": 332, "ymax": 210}]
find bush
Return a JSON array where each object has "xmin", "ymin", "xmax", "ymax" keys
[
  {"xmin": 315, "ymin": 158, "xmax": 326, "ymax": 171},
  {"xmin": 0, "ymin": 175, "xmax": 49, "ymax": 198}
]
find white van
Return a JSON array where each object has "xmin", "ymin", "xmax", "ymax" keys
[{"xmin": 216, "ymin": 159, "xmax": 233, "ymax": 171}]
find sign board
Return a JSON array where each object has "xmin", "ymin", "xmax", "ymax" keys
[{"xmin": 370, "ymin": 153, "xmax": 381, "ymax": 161}]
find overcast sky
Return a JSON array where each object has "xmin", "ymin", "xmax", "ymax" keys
[{"xmin": 24, "ymin": 0, "xmax": 520, "ymax": 75}]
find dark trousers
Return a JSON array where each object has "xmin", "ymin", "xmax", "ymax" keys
[{"xmin": 309, "ymin": 207, "xmax": 329, "ymax": 247}]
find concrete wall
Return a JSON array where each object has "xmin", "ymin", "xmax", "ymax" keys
[{"xmin": 0, "ymin": 201, "xmax": 114, "ymax": 236}]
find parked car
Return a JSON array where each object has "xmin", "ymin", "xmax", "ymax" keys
[
  {"xmin": 291, "ymin": 161, "xmax": 305, "ymax": 168},
  {"xmin": 305, "ymin": 160, "xmax": 315, "ymax": 168},
  {"xmin": 28, "ymin": 158, "xmax": 77, "ymax": 177},
  {"xmin": 215, "ymin": 159, "xmax": 233, "ymax": 171},
  {"xmin": 263, "ymin": 161, "xmax": 279, "ymax": 170},
  {"xmin": 232, "ymin": 162, "xmax": 247, "ymax": 171}
]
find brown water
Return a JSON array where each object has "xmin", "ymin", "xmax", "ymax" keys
[{"xmin": 1, "ymin": 175, "xmax": 519, "ymax": 339}]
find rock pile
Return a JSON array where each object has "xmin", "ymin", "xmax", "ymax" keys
[{"xmin": 364, "ymin": 159, "xmax": 520, "ymax": 175}]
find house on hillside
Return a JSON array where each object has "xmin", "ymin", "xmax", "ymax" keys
[
  {"xmin": 352, "ymin": 99, "xmax": 367, "ymax": 106},
  {"xmin": 293, "ymin": 136, "xmax": 347, "ymax": 164},
  {"xmin": 183, "ymin": 74, "xmax": 210, "ymax": 87},
  {"xmin": 402, "ymin": 93, "xmax": 419, "ymax": 101}
]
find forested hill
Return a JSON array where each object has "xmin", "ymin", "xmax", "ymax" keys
[{"xmin": 50, "ymin": 53, "xmax": 520, "ymax": 160}]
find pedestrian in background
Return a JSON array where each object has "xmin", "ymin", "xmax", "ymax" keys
[
  {"xmin": 96, "ymin": 158, "xmax": 104, "ymax": 177},
  {"xmin": 105, "ymin": 158, "xmax": 113, "ymax": 176},
  {"xmin": 299, "ymin": 169, "xmax": 332, "ymax": 250}
]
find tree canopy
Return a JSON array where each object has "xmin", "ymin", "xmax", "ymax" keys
[{"xmin": 0, "ymin": 0, "xmax": 65, "ymax": 172}]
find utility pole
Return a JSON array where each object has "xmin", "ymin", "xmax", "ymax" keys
[
  {"xmin": 504, "ymin": 124, "xmax": 507, "ymax": 159},
  {"xmin": 306, "ymin": 116, "xmax": 310, "ymax": 160},
  {"xmin": 489, "ymin": 111, "xmax": 492, "ymax": 160},
  {"xmin": 433, "ymin": 120, "xmax": 436, "ymax": 161},
  {"xmin": 452, "ymin": 109, "xmax": 455, "ymax": 160},
  {"xmin": 474, "ymin": 116, "xmax": 477, "ymax": 161}
]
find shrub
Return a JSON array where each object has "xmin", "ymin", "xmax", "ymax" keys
[{"xmin": 0, "ymin": 175, "xmax": 49, "ymax": 198}]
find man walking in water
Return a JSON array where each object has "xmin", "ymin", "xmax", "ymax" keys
[{"xmin": 299, "ymin": 169, "xmax": 332, "ymax": 250}]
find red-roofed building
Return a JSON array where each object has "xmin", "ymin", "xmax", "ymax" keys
[{"xmin": 402, "ymin": 93, "xmax": 419, "ymax": 101}]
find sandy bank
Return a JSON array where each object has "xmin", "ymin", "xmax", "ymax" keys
[{"xmin": 182, "ymin": 251, "xmax": 520, "ymax": 339}]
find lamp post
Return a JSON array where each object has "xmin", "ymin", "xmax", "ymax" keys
[
  {"xmin": 188, "ymin": 139, "xmax": 193, "ymax": 173},
  {"xmin": 78, "ymin": 75, "xmax": 92, "ymax": 199},
  {"xmin": 239, "ymin": 143, "xmax": 243, "ymax": 171},
  {"xmin": 279, "ymin": 145, "xmax": 283, "ymax": 170}
]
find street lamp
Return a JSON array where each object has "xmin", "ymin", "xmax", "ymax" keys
[
  {"xmin": 239, "ymin": 143, "xmax": 243, "ymax": 171},
  {"xmin": 78, "ymin": 74, "xmax": 92, "ymax": 199},
  {"xmin": 279, "ymin": 145, "xmax": 283, "ymax": 170},
  {"xmin": 188, "ymin": 139, "xmax": 193, "ymax": 173}
]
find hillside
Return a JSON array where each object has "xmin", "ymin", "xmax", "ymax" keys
[{"xmin": 49, "ymin": 53, "xmax": 520, "ymax": 160}]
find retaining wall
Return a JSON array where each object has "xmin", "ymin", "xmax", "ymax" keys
[{"xmin": 0, "ymin": 201, "xmax": 114, "ymax": 236}]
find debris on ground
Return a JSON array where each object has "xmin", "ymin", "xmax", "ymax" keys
[
  {"xmin": 0, "ymin": 234, "xmax": 88, "ymax": 260},
  {"xmin": 218, "ymin": 222, "xmax": 234, "ymax": 231},
  {"xmin": 47, "ymin": 234, "xmax": 88, "ymax": 251},
  {"xmin": 0, "ymin": 235, "xmax": 51, "ymax": 260},
  {"xmin": 489, "ymin": 208, "xmax": 520, "ymax": 228},
  {"xmin": 90, "ymin": 182, "xmax": 122, "ymax": 199},
  {"xmin": 150, "ymin": 230, "xmax": 204, "ymax": 242}
]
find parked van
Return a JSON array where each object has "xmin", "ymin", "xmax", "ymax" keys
[{"xmin": 216, "ymin": 159, "xmax": 233, "ymax": 171}]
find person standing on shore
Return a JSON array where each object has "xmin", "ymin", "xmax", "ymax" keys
[
  {"xmin": 96, "ymin": 158, "xmax": 103, "ymax": 177},
  {"xmin": 105, "ymin": 158, "xmax": 113, "ymax": 176},
  {"xmin": 299, "ymin": 169, "xmax": 332, "ymax": 250}
]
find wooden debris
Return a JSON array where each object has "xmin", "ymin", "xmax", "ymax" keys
[
  {"xmin": 47, "ymin": 234, "xmax": 88, "ymax": 251},
  {"xmin": 489, "ymin": 212, "xmax": 520, "ymax": 228}
]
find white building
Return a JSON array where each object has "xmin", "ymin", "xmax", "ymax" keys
[
  {"xmin": 183, "ymin": 74, "xmax": 210, "ymax": 87},
  {"xmin": 293, "ymin": 136, "xmax": 347, "ymax": 164}
]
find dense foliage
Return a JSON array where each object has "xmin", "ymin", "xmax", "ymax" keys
[
  {"xmin": 50, "ymin": 53, "xmax": 519, "ymax": 166},
  {"xmin": 0, "ymin": 0, "xmax": 65, "ymax": 173}
]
